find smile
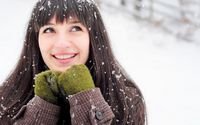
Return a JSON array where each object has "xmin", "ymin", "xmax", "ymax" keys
[
  {"xmin": 53, "ymin": 54, "xmax": 77, "ymax": 60},
  {"xmin": 52, "ymin": 53, "xmax": 78, "ymax": 64}
]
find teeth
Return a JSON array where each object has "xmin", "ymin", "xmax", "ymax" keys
[{"xmin": 54, "ymin": 54, "xmax": 75, "ymax": 59}]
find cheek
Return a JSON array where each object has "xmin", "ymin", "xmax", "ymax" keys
[
  {"xmin": 83, "ymin": 38, "xmax": 90, "ymax": 62},
  {"xmin": 38, "ymin": 39, "xmax": 52, "ymax": 64},
  {"xmin": 74, "ymin": 36, "xmax": 90, "ymax": 60},
  {"xmin": 38, "ymin": 37, "xmax": 51, "ymax": 53},
  {"xmin": 80, "ymin": 36, "xmax": 90, "ymax": 55},
  {"xmin": 38, "ymin": 36, "xmax": 44, "ymax": 51}
]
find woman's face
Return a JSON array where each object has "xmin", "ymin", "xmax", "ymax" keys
[{"xmin": 38, "ymin": 16, "xmax": 90, "ymax": 72}]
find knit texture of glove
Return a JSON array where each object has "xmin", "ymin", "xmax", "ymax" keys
[
  {"xmin": 34, "ymin": 70, "xmax": 60, "ymax": 104},
  {"xmin": 58, "ymin": 64, "xmax": 95, "ymax": 96}
]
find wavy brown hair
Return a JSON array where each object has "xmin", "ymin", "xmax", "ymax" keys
[{"xmin": 0, "ymin": 0, "xmax": 147, "ymax": 124}]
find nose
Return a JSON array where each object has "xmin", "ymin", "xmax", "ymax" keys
[{"xmin": 54, "ymin": 32, "xmax": 72, "ymax": 48}]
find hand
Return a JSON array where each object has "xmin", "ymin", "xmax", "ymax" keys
[
  {"xmin": 34, "ymin": 70, "xmax": 61, "ymax": 104},
  {"xmin": 58, "ymin": 64, "xmax": 95, "ymax": 96}
]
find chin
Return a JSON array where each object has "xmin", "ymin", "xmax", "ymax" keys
[{"xmin": 57, "ymin": 65, "xmax": 75, "ymax": 72}]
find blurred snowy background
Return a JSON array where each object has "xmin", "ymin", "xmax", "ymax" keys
[{"xmin": 0, "ymin": 0, "xmax": 200, "ymax": 125}]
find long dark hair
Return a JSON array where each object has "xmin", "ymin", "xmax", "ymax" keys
[{"xmin": 0, "ymin": 0, "xmax": 147, "ymax": 124}]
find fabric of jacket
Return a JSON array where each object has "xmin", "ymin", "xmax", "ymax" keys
[{"xmin": 2, "ymin": 88, "xmax": 114, "ymax": 125}]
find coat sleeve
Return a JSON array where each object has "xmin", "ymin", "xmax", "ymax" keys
[
  {"xmin": 12, "ymin": 95, "xmax": 60, "ymax": 125},
  {"xmin": 68, "ymin": 88, "xmax": 115, "ymax": 125}
]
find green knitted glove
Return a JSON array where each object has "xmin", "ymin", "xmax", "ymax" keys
[
  {"xmin": 58, "ymin": 64, "xmax": 95, "ymax": 96},
  {"xmin": 34, "ymin": 70, "xmax": 61, "ymax": 104}
]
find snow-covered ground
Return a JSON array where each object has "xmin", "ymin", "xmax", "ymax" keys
[{"xmin": 0, "ymin": 1, "xmax": 200, "ymax": 125}]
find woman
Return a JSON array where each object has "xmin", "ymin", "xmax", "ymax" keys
[{"xmin": 0, "ymin": 0, "xmax": 147, "ymax": 124}]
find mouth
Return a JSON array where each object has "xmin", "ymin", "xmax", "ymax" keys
[
  {"xmin": 51, "ymin": 53, "xmax": 78, "ymax": 64},
  {"xmin": 53, "ymin": 54, "xmax": 77, "ymax": 60}
]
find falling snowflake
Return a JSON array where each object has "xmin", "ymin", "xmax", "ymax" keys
[
  {"xmin": 88, "ymin": 27, "xmax": 91, "ymax": 31},
  {"xmin": 0, "ymin": 104, "xmax": 7, "ymax": 111},
  {"xmin": 91, "ymin": 105, "xmax": 96, "ymax": 110},
  {"xmin": 71, "ymin": 112, "xmax": 75, "ymax": 118},
  {"xmin": 115, "ymin": 74, "xmax": 122, "ymax": 79},
  {"xmin": 48, "ymin": 1, "xmax": 51, "ymax": 7},
  {"xmin": 94, "ymin": 11, "xmax": 97, "ymax": 19},
  {"xmin": 39, "ymin": 6, "xmax": 45, "ymax": 11}
]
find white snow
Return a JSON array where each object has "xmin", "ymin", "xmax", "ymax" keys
[{"xmin": 0, "ymin": 0, "xmax": 200, "ymax": 125}]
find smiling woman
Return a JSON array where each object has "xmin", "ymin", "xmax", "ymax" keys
[
  {"xmin": 0, "ymin": 0, "xmax": 147, "ymax": 125},
  {"xmin": 38, "ymin": 16, "xmax": 90, "ymax": 72}
]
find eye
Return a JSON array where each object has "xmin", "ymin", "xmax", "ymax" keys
[
  {"xmin": 43, "ymin": 27, "xmax": 55, "ymax": 33},
  {"xmin": 71, "ymin": 26, "xmax": 82, "ymax": 32}
]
